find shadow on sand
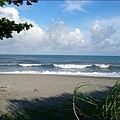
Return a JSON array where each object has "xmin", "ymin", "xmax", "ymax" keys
[{"xmin": 1, "ymin": 85, "xmax": 113, "ymax": 120}]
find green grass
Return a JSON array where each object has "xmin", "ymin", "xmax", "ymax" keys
[{"xmin": 73, "ymin": 79, "xmax": 120, "ymax": 120}]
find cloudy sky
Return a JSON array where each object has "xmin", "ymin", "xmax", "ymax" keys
[{"xmin": 0, "ymin": 0, "xmax": 120, "ymax": 55}]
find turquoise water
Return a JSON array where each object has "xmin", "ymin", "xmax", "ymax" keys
[{"xmin": 0, "ymin": 54, "xmax": 120, "ymax": 77}]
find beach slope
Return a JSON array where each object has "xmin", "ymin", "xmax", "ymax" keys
[{"xmin": 0, "ymin": 74, "xmax": 118, "ymax": 115}]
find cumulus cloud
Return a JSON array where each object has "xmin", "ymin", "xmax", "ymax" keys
[
  {"xmin": 0, "ymin": 6, "xmax": 120, "ymax": 55},
  {"xmin": 0, "ymin": 7, "xmax": 85, "ymax": 54},
  {"xmin": 0, "ymin": 6, "xmax": 20, "ymax": 22},
  {"xmin": 90, "ymin": 20, "xmax": 120, "ymax": 55},
  {"xmin": 46, "ymin": 21, "xmax": 85, "ymax": 50},
  {"xmin": 90, "ymin": 20, "xmax": 116, "ymax": 44},
  {"xmin": 12, "ymin": 20, "xmax": 85, "ymax": 53}
]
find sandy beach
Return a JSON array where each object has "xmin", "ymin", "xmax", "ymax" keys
[{"xmin": 0, "ymin": 74, "xmax": 118, "ymax": 115}]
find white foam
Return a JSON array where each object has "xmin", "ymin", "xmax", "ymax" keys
[
  {"xmin": 0, "ymin": 71, "xmax": 41, "ymax": 74},
  {"xmin": 54, "ymin": 64, "xmax": 91, "ymax": 69},
  {"xmin": 95, "ymin": 64, "xmax": 109, "ymax": 69},
  {"xmin": 19, "ymin": 64, "xmax": 42, "ymax": 67},
  {"xmin": 41, "ymin": 71, "xmax": 120, "ymax": 77},
  {"xmin": 0, "ymin": 71, "xmax": 120, "ymax": 77}
]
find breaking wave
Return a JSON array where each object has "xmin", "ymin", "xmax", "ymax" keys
[
  {"xmin": 54, "ymin": 64, "xmax": 110, "ymax": 69},
  {"xmin": 18, "ymin": 63, "xmax": 120, "ymax": 70},
  {"xmin": 19, "ymin": 64, "xmax": 42, "ymax": 67},
  {"xmin": 54, "ymin": 64, "xmax": 91, "ymax": 69},
  {"xmin": 94, "ymin": 64, "xmax": 110, "ymax": 69}
]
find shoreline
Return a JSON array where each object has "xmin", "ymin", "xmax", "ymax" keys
[
  {"xmin": 0, "ymin": 73, "xmax": 120, "ymax": 78},
  {"xmin": 0, "ymin": 74, "xmax": 118, "ymax": 114}
]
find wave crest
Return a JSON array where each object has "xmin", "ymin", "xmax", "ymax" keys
[
  {"xmin": 94, "ymin": 64, "xmax": 109, "ymax": 69},
  {"xmin": 19, "ymin": 64, "xmax": 42, "ymax": 67},
  {"xmin": 54, "ymin": 64, "xmax": 91, "ymax": 69}
]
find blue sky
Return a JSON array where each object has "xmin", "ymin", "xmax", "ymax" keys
[
  {"xmin": 16, "ymin": 1, "xmax": 120, "ymax": 29},
  {"xmin": 0, "ymin": 0, "xmax": 120, "ymax": 55}
]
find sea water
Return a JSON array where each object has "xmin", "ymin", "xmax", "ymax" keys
[{"xmin": 0, "ymin": 54, "xmax": 120, "ymax": 77}]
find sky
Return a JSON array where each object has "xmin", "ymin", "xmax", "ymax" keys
[{"xmin": 0, "ymin": 0, "xmax": 120, "ymax": 55}]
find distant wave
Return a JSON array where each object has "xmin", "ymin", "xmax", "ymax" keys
[
  {"xmin": 54, "ymin": 64, "xmax": 91, "ymax": 69},
  {"xmin": 94, "ymin": 64, "xmax": 109, "ymax": 69},
  {"xmin": 54, "ymin": 64, "xmax": 120, "ymax": 69},
  {"xmin": 19, "ymin": 64, "xmax": 93, "ymax": 69},
  {"xmin": 0, "ymin": 71, "xmax": 120, "ymax": 77},
  {"xmin": 19, "ymin": 64, "xmax": 42, "ymax": 67},
  {"xmin": 18, "ymin": 63, "xmax": 120, "ymax": 69},
  {"xmin": 53, "ymin": 64, "xmax": 110, "ymax": 69},
  {"xmin": 93, "ymin": 64, "xmax": 120, "ymax": 69}
]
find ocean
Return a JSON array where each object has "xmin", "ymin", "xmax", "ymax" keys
[{"xmin": 0, "ymin": 54, "xmax": 120, "ymax": 77}]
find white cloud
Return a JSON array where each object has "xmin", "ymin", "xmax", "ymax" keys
[
  {"xmin": 11, "ymin": 20, "xmax": 85, "ymax": 53},
  {"xmin": 99, "ymin": 16, "xmax": 120, "ymax": 42},
  {"xmin": 89, "ymin": 19, "xmax": 120, "ymax": 55},
  {"xmin": 0, "ymin": 6, "xmax": 120, "ymax": 55},
  {"xmin": 62, "ymin": 1, "xmax": 89, "ymax": 12},
  {"xmin": 0, "ymin": 6, "xmax": 20, "ymax": 22},
  {"xmin": 90, "ymin": 20, "xmax": 116, "ymax": 44},
  {"xmin": 0, "ymin": 7, "xmax": 85, "ymax": 54},
  {"xmin": 46, "ymin": 21, "xmax": 85, "ymax": 50}
]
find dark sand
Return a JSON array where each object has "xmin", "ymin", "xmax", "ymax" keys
[{"xmin": 0, "ymin": 74, "xmax": 118, "ymax": 115}]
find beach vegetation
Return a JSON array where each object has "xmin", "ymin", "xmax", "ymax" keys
[
  {"xmin": 73, "ymin": 79, "xmax": 120, "ymax": 120},
  {"xmin": 0, "ymin": 0, "xmax": 38, "ymax": 40}
]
